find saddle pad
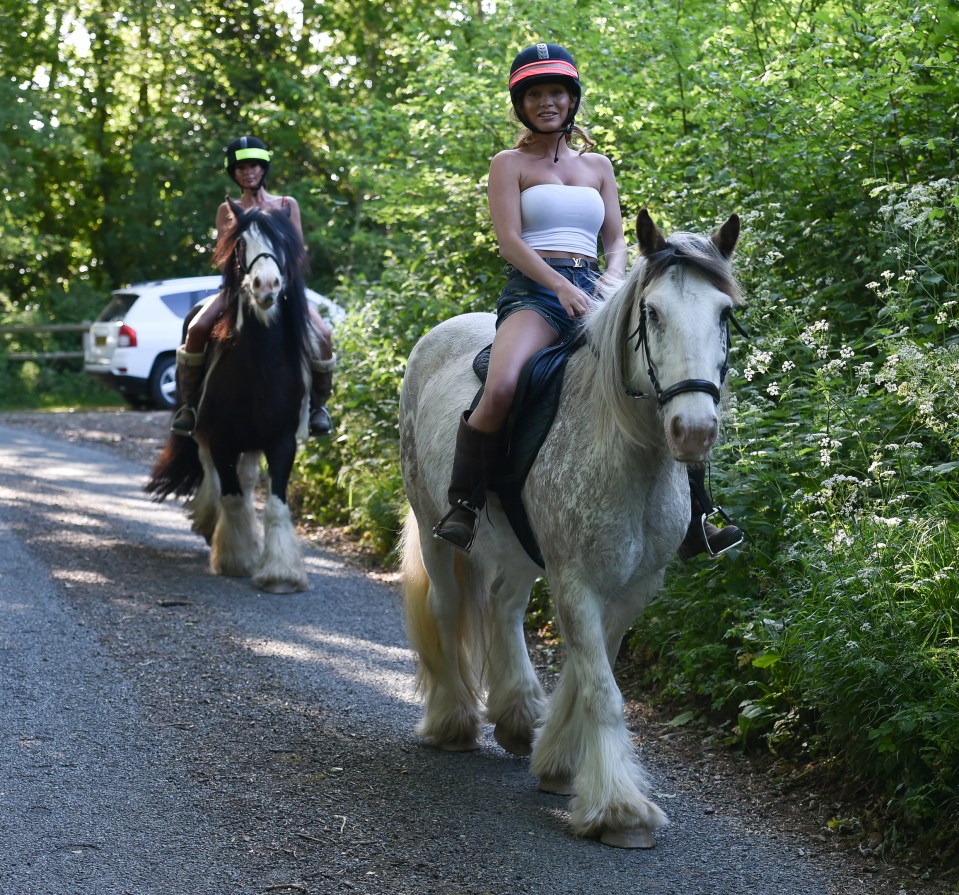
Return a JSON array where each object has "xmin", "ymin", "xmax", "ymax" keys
[{"xmin": 471, "ymin": 332, "xmax": 585, "ymax": 568}]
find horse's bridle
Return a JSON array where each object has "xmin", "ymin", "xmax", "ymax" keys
[
  {"xmin": 234, "ymin": 237, "xmax": 285, "ymax": 293},
  {"xmin": 626, "ymin": 295, "xmax": 748, "ymax": 407}
]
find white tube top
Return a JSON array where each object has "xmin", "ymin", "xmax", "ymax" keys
[{"xmin": 520, "ymin": 183, "xmax": 605, "ymax": 257}]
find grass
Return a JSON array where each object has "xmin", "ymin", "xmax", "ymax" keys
[{"xmin": 0, "ymin": 362, "xmax": 125, "ymax": 412}]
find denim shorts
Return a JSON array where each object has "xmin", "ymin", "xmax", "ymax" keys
[{"xmin": 495, "ymin": 261, "xmax": 600, "ymax": 339}]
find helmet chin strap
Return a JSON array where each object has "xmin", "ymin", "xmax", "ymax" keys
[{"xmin": 552, "ymin": 121, "xmax": 576, "ymax": 163}]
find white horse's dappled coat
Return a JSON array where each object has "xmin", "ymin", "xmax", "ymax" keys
[{"xmin": 399, "ymin": 210, "xmax": 743, "ymax": 847}]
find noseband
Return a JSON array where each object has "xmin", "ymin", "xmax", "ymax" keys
[
  {"xmin": 626, "ymin": 295, "xmax": 748, "ymax": 408},
  {"xmin": 234, "ymin": 237, "xmax": 285, "ymax": 290}
]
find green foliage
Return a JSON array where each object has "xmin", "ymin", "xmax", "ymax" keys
[{"xmin": 0, "ymin": 358, "xmax": 123, "ymax": 410}]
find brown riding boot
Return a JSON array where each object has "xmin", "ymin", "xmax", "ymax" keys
[
  {"xmin": 309, "ymin": 355, "xmax": 336, "ymax": 437},
  {"xmin": 678, "ymin": 464, "xmax": 744, "ymax": 559},
  {"xmin": 433, "ymin": 412, "xmax": 500, "ymax": 552},
  {"xmin": 170, "ymin": 346, "xmax": 206, "ymax": 436}
]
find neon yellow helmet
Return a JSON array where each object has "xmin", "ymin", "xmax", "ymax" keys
[{"xmin": 225, "ymin": 136, "xmax": 271, "ymax": 186}]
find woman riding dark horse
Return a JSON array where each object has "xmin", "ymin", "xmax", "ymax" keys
[
  {"xmin": 146, "ymin": 200, "xmax": 313, "ymax": 593},
  {"xmin": 170, "ymin": 135, "xmax": 336, "ymax": 440}
]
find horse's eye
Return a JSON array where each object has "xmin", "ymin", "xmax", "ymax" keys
[{"xmin": 647, "ymin": 306, "xmax": 660, "ymax": 326}]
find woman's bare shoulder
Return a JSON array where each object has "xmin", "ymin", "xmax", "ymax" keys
[
  {"xmin": 490, "ymin": 147, "xmax": 531, "ymax": 171},
  {"xmin": 580, "ymin": 149, "xmax": 614, "ymax": 171},
  {"xmin": 215, "ymin": 200, "xmax": 234, "ymax": 229}
]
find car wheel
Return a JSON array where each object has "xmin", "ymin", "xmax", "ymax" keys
[{"xmin": 149, "ymin": 355, "xmax": 178, "ymax": 410}]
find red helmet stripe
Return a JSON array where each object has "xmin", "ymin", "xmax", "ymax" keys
[{"xmin": 509, "ymin": 59, "xmax": 579, "ymax": 90}]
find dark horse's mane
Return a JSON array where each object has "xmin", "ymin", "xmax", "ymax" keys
[{"xmin": 211, "ymin": 203, "xmax": 313, "ymax": 363}]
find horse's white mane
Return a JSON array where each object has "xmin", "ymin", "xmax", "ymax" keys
[{"xmin": 581, "ymin": 254, "xmax": 652, "ymax": 453}]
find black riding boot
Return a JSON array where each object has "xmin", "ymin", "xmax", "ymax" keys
[
  {"xmin": 170, "ymin": 347, "xmax": 206, "ymax": 437},
  {"xmin": 309, "ymin": 355, "xmax": 335, "ymax": 437},
  {"xmin": 433, "ymin": 412, "xmax": 499, "ymax": 552},
  {"xmin": 678, "ymin": 464, "xmax": 744, "ymax": 559}
]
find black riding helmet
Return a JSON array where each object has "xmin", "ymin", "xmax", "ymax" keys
[
  {"xmin": 508, "ymin": 43, "xmax": 582, "ymax": 134},
  {"xmin": 225, "ymin": 136, "xmax": 271, "ymax": 189}
]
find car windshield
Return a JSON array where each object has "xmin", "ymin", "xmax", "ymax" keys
[{"xmin": 95, "ymin": 293, "xmax": 139, "ymax": 323}]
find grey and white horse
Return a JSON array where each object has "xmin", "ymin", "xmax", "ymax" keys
[{"xmin": 398, "ymin": 209, "xmax": 743, "ymax": 848}]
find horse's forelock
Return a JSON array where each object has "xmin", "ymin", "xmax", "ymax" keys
[
  {"xmin": 212, "ymin": 205, "xmax": 312, "ymax": 368},
  {"xmin": 643, "ymin": 232, "xmax": 742, "ymax": 305}
]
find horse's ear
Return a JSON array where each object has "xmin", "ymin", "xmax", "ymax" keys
[
  {"xmin": 227, "ymin": 196, "xmax": 244, "ymax": 219},
  {"xmin": 636, "ymin": 208, "xmax": 667, "ymax": 256},
  {"xmin": 712, "ymin": 214, "xmax": 740, "ymax": 259}
]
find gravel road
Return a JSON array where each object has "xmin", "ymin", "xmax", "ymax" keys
[{"xmin": 0, "ymin": 410, "xmax": 945, "ymax": 895}]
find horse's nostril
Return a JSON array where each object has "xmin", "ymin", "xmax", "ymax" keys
[
  {"xmin": 670, "ymin": 413, "xmax": 718, "ymax": 457},
  {"xmin": 670, "ymin": 416, "xmax": 686, "ymax": 444}
]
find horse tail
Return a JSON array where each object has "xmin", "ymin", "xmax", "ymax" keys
[
  {"xmin": 400, "ymin": 509, "xmax": 443, "ymax": 684},
  {"xmin": 144, "ymin": 434, "xmax": 203, "ymax": 501},
  {"xmin": 400, "ymin": 507, "xmax": 486, "ymax": 746}
]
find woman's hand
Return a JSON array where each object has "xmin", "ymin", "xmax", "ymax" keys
[{"xmin": 555, "ymin": 279, "xmax": 593, "ymax": 318}]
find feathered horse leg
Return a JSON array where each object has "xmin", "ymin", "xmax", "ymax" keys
[
  {"xmin": 254, "ymin": 494, "xmax": 307, "ymax": 593},
  {"xmin": 532, "ymin": 584, "xmax": 667, "ymax": 848},
  {"xmin": 209, "ymin": 451, "xmax": 261, "ymax": 578}
]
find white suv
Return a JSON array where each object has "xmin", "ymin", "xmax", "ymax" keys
[{"xmin": 84, "ymin": 275, "xmax": 342, "ymax": 410}]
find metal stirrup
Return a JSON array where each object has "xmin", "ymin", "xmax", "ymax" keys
[
  {"xmin": 695, "ymin": 506, "xmax": 744, "ymax": 557},
  {"xmin": 433, "ymin": 500, "xmax": 480, "ymax": 552}
]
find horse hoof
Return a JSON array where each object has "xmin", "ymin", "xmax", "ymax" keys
[
  {"xmin": 493, "ymin": 724, "xmax": 532, "ymax": 756},
  {"xmin": 258, "ymin": 580, "xmax": 304, "ymax": 595},
  {"xmin": 538, "ymin": 774, "xmax": 574, "ymax": 796},
  {"xmin": 599, "ymin": 826, "xmax": 657, "ymax": 849}
]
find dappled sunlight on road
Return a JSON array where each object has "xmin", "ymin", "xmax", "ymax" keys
[
  {"xmin": 0, "ymin": 429, "xmax": 201, "ymax": 549},
  {"xmin": 50, "ymin": 568, "xmax": 113, "ymax": 587},
  {"xmin": 246, "ymin": 626, "xmax": 419, "ymax": 706}
]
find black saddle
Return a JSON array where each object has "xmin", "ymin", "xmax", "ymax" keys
[{"xmin": 471, "ymin": 332, "xmax": 585, "ymax": 568}]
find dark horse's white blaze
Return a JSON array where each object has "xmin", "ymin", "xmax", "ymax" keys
[
  {"xmin": 146, "ymin": 201, "xmax": 313, "ymax": 594},
  {"xmin": 399, "ymin": 210, "xmax": 742, "ymax": 847}
]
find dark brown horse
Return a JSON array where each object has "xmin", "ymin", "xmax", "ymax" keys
[{"xmin": 146, "ymin": 200, "xmax": 313, "ymax": 593}]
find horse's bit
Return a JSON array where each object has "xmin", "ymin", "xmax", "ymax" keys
[{"xmin": 626, "ymin": 295, "xmax": 748, "ymax": 407}]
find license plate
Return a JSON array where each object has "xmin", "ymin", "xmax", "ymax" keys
[{"xmin": 95, "ymin": 334, "xmax": 107, "ymax": 347}]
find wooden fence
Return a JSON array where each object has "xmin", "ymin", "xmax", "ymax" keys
[{"xmin": 1, "ymin": 323, "xmax": 89, "ymax": 362}]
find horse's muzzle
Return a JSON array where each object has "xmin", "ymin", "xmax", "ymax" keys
[{"xmin": 666, "ymin": 408, "xmax": 719, "ymax": 463}]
